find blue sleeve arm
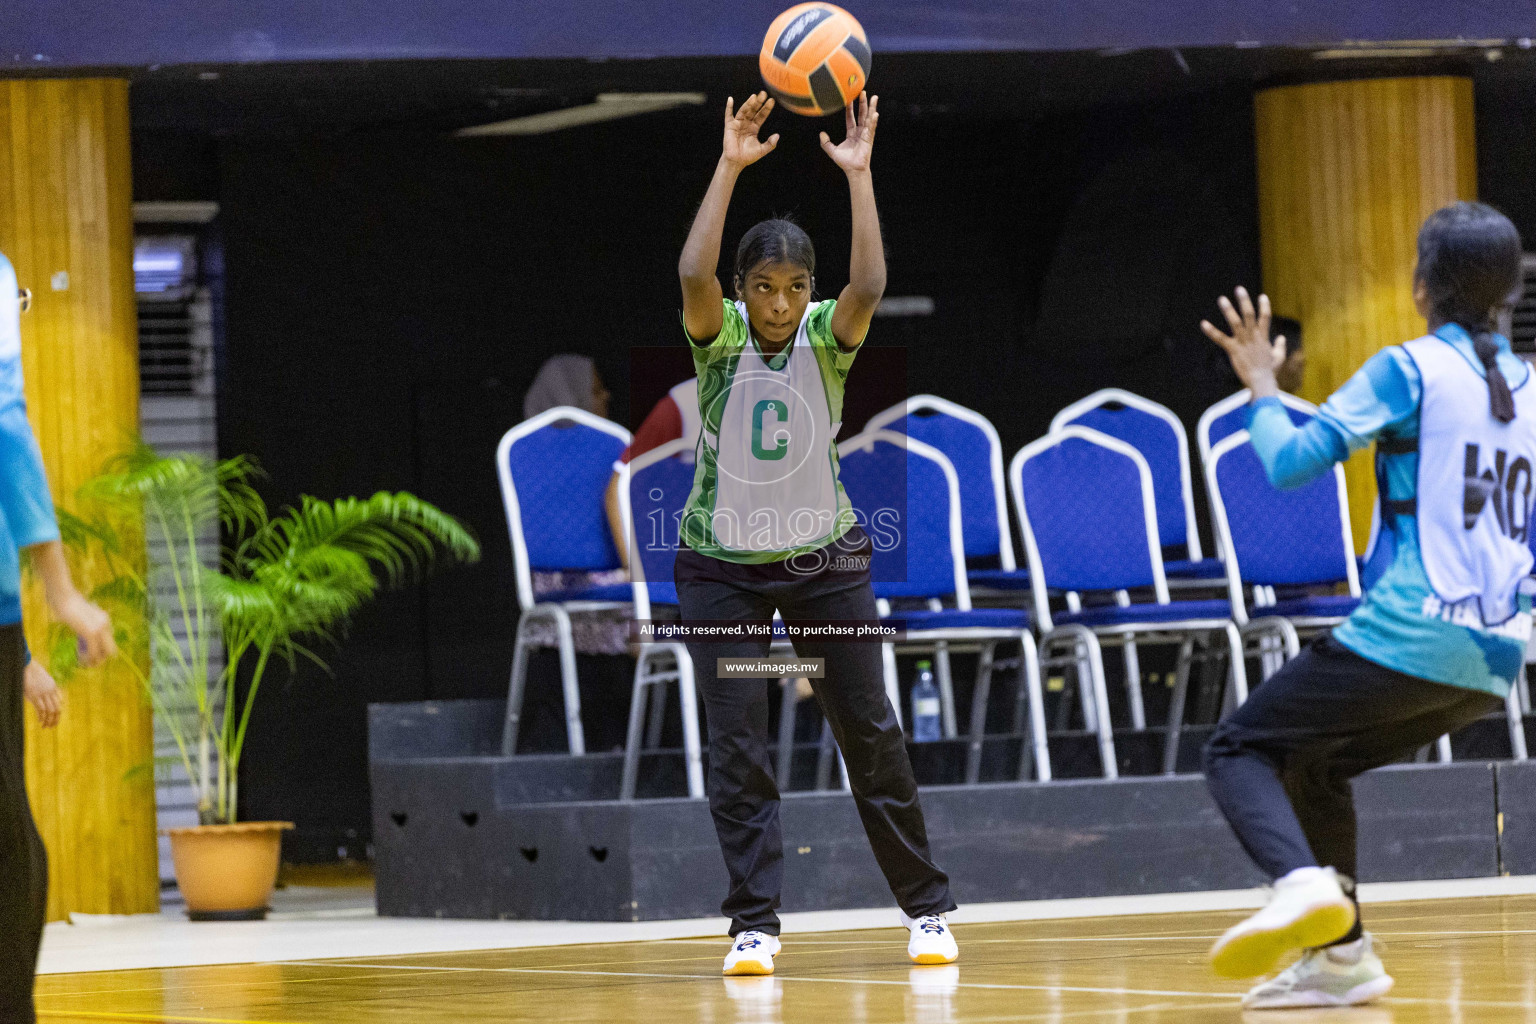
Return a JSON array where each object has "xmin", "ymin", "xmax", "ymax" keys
[
  {"xmin": 1245, "ymin": 347, "xmax": 1421, "ymax": 491},
  {"xmin": 0, "ymin": 395, "xmax": 59, "ymax": 550}
]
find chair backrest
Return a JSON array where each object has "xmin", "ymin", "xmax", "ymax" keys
[
  {"xmin": 838, "ymin": 429, "xmax": 970, "ymax": 608},
  {"xmin": 864, "ymin": 395, "xmax": 1015, "ymax": 569},
  {"xmin": 618, "ymin": 437, "xmax": 695, "ymax": 620},
  {"xmin": 1010, "ymin": 426, "xmax": 1168, "ymax": 630},
  {"xmin": 1197, "ymin": 389, "xmax": 1318, "ymax": 470},
  {"xmin": 1050, "ymin": 389, "xmax": 1200, "ymax": 560},
  {"xmin": 1205, "ymin": 430, "xmax": 1360, "ymax": 622},
  {"xmin": 497, "ymin": 406, "xmax": 632, "ymax": 611}
]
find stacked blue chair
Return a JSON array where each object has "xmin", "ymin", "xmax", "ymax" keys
[
  {"xmin": 839, "ymin": 429, "xmax": 1049, "ymax": 783},
  {"xmin": 1198, "ymin": 389, "xmax": 1318, "ymax": 463},
  {"xmin": 1052, "ymin": 389, "xmax": 1222, "ymax": 582},
  {"xmin": 497, "ymin": 407, "xmax": 632, "ymax": 756},
  {"xmin": 863, "ymin": 396, "xmax": 1030, "ymax": 747},
  {"xmin": 864, "ymin": 396, "xmax": 1028, "ymax": 592},
  {"xmin": 1011, "ymin": 426, "xmax": 1248, "ymax": 780},
  {"xmin": 617, "ymin": 437, "xmax": 704, "ymax": 799},
  {"xmin": 619, "ymin": 437, "xmax": 798, "ymax": 798}
]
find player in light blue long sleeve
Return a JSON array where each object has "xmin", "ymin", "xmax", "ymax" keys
[
  {"xmin": 1194, "ymin": 202, "xmax": 1535, "ymax": 1007},
  {"xmin": 1245, "ymin": 324, "xmax": 1531, "ymax": 695},
  {"xmin": 0, "ymin": 252, "xmax": 118, "ymax": 1024}
]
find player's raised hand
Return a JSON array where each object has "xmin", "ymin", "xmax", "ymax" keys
[
  {"xmin": 1201, "ymin": 286, "xmax": 1281, "ymax": 400},
  {"xmin": 820, "ymin": 92, "xmax": 878, "ymax": 175},
  {"xmin": 722, "ymin": 92, "xmax": 779, "ymax": 169}
]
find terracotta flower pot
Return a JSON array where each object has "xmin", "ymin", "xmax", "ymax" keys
[{"xmin": 164, "ymin": 821, "xmax": 294, "ymax": 921}]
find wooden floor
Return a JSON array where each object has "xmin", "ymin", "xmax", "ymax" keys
[{"xmin": 36, "ymin": 893, "xmax": 1536, "ymax": 1023}]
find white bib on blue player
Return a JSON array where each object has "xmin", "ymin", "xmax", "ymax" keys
[
  {"xmin": 1405, "ymin": 333, "xmax": 1536, "ymax": 625},
  {"xmin": 703, "ymin": 301, "xmax": 840, "ymax": 554}
]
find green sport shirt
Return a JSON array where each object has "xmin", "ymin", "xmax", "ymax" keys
[{"xmin": 680, "ymin": 298, "xmax": 860, "ymax": 563}]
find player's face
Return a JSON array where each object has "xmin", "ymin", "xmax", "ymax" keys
[{"xmin": 740, "ymin": 261, "xmax": 812, "ymax": 346}]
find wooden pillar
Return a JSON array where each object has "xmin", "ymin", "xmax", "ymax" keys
[
  {"xmin": 1255, "ymin": 76, "xmax": 1477, "ymax": 549},
  {"xmin": 0, "ymin": 79, "xmax": 157, "ymax": 918}
]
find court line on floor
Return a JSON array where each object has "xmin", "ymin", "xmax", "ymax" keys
[
  {"xmin": 37, "ymin": 1011, "xmax": 305, "ymax": 1024},
  {"xmin": 275, "ymin": 960, "xmax": 1241, "ymax": 1000},
  {"xmin": 275, "ymin": 958, "xmax": 1536, "ymax": 1010}
]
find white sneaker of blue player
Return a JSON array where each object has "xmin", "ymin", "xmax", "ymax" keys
[
  {"xmin": 1210, "ymin": 866, "xmax": 1356, "ymax": 979},
  {"xmin": 1242, "ymin": 934, "xmax": 1394, "ymax": 1009},
  {"xmin": 901, "ymin": 911, "xmax": 959, "ymax": 965},
  {"xmin": 723, "ymin": 931, "xmax": 781, "ymax": 976}
]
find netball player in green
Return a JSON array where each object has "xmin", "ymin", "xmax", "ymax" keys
[{"xmin": 675, "ymin": 91, "xmax": 957, "ymax": 975}]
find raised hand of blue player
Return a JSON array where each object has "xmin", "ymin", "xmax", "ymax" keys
[
  {"xmin": 820, "ymin": 92, "xmax": 877, "ymax": 175},
  {"xmin": 1201, "ymin": 286, "xmax": 1281, "ymax": 400}
]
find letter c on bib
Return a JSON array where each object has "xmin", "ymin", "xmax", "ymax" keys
[{"xmin": 751, "ymin": 399, "xmax": 790, "ymax": 461}]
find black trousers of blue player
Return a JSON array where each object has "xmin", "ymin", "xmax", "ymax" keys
[
  {"xmin": 0, "ymin": 624, "xmax": 46, "ymax": 1024},
  {"xmin": 1203, "ymin": 633, "xmax": 1501, "ymax": 943},
  {"xmin": 675, "ymin": 528, "xmax": 956, "ymax": 936}
]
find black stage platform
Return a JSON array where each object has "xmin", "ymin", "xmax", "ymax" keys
[{"xmin": 369, "ymin": 699, "xmax": 1532, "ymax": 921}]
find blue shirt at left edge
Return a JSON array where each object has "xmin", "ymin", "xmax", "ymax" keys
[{"xmin": 0, "ymin": 252, "xmax": 60, "ymax": 626}]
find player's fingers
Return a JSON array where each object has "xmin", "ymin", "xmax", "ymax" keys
[
  {"xmin": 1271, "ymin": 335, "xmax": 1288, "ymax": 367},
  {"xmin": 845, "ymin": 100, "xmax": 856, "ymax": 136},
  {"xmin": 1200, "ymin": 320, "xmax": 1235, "ymax": 349},
  {"xmin": 1257, "ymin": 291, "xmax": 1272, "ymax": 336},
  {"xmin": 763, "ymin": 133, "xmax": 779, "ymax": 152},
  {"xmin": 725, "ymin": 96, "xmax": 734, "ymax": 122},
  {"xmin": 819, "ymin": 131, "xmax": 835, "ymax": 154},
  {"xmin": 1235, "ymin": 285, "xmax": 1256, "ymax": 325},
  {"xmin": 1217, "ymin": 295, "xmax": 1243, "ymax": 333}
]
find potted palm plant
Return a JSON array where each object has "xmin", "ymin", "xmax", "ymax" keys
[{"xmin": 56, "ymin": 441, "xmax": 479, "ymax": 919}]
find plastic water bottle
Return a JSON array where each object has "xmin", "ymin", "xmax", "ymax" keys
[{"xmin": 910, "ymin": 660, "xmax": 941, "ymax": 742}]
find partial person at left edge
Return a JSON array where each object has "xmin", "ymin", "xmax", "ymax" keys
[{"xmin": 0, "ymin": 251, "xmax": 119, "ymax": 1024}]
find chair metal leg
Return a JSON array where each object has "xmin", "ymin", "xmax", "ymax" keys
[
  {"xmin": 1076, "ymin": 638, "xmax": 1100, "ymax": 735},
  {"xmin": 502, "ymin": 605, "xmax": 567, "ymax": 756},
  {"xmin": 776, "ymin": 676, "xmax": 800, "ymax": 792},
  {"xmin": 1509, "ymin": 683, "xmax": 1529, "ymax": 761},
  {"xmin": 815, "ymin": 720, "xmax": 837, "ymax": 791},
  {"xmin": 673, "ymin": 646, "xmax": 705, "ymax": 799},
  {"xmin": 933, "ymin": 640, "xmax": 959, "ymax": 739},
  {"xmin": 882, "ymin": 642, "xmax": 904, "ymax": 729},
  {"xmin": 1223, "ymin": 622, "xmax": 1250, "ymax": 706},
  {"xmin": 1520, "ymin": 663, "xmax": 1533, "ymax": 715},
  {"xmin": 645, "ymin": 681, "xmax": 668, "ymax": 749},
  {"xmin": 619, "ymin": 652, "xmax": 654, "ymax": 801},
  {"xmin": 1436, "ymin": 734, "xmax": 1453, "ymax": 762},
  {"xmin": 1161, "ymin": 639, "xmax": 1195, "ymax": 776},
  {"xmin": 1122, "ymin": 640, "xmax": 1146, "ymax": 731},
  {"xmin": 550, "ymin": 605, "xmax": 586, "ymax": 755},
  {"xmin": 964, "ymin": 643, "xmax": 996, "ymax": 785},
  {"xmin": 501, "ymin": 614, "xmax": 537, "ymax": 755},
  {"xmin": 1076, "ymin": 631, "xmax": 1117, "ymax": 780},
  {"xmin": 1018, "ymin": 633, "xmax": 1050, "ymax": 782}
]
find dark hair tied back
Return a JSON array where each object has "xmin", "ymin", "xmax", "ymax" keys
[
  {"xmin": 1415, "ymin": 201, "xmax": 1523, "ymax": 423},
  {"xmin": 733, "ymin": 218, "xmax": 816, "ymax": 296}
]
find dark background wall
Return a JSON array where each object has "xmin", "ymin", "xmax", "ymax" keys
[{"xmin": 132, "ymin": 71, "xmax": 1535, "ymax": 859}]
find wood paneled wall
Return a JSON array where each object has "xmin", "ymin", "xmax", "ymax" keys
[
  {"xmin": 1255, "ymin": 77, "xmax": 1477, "ymax": 548},
  {"xmin": 0, "ymin": 79, "xmax": 157, "ymax": 919}
]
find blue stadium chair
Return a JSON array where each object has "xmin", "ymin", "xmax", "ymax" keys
[
  {"xmin": 617, "ymin": 437, "xmax": 703, "ymax": 799},
  {"xmin": 1206, "ymin": 430, "xmax": 1361, "ymax": 634},
  {"xmin": 1052, "ymin": 389, "xmax": 1222, "ymax": 582},
  {"xmin": 840, "ymin": 429, "xmax": 1049, "ymax": 783},
  {"xmin": 1011, "ymin": 426, "xmax": 1248, "ymax": 780},
  {"xmin": 497, "ymin": 406, "xmax": 631, "ymax": 756},
  {"xmin": 864, "ymin": 396, "xmax": 1029, "ymax": 593},
  {"xmin": 1197, "ymin": 389, "xmax": 1317, "ymax": 477},
  {"xmin": 620, "ymin": 437, "xmax": 796, "ymax": 797}
]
